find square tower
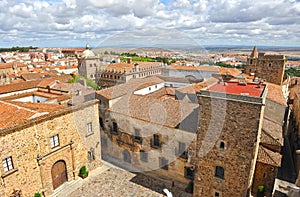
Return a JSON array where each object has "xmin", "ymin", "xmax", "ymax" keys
[
  {"xmin": 193, "ymin": 82, "xmax": 267, "ymax": 196},
  {"xmin": 246, "ymin": 46, "xmax": 286, "ymax": 85}
]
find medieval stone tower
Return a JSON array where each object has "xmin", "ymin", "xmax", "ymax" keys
[
  {"xmin": 192, "ymin": 82, "xmax": 267, "ymax": 196},
  {"xmin": 245, "ymin": 46, "xmax": 286, "ymax": 85}
]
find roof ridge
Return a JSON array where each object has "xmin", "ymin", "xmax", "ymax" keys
[{"xmin": 0, "ymin": 100, "xmax": 39, "ymax": 114}]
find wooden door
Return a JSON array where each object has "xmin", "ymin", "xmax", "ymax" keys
[{"xmin": 51, "ymin": 160, "xmax": 67, "ymax": 190}]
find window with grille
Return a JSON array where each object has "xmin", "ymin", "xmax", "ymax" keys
[
  {"xmin": 87, "ymin": 122, "xmax": 93, "ymax": 134},
  {"xmin": 2, "ymin": 156, "xmax": 14, "ymax": 172},
  {"xmin": 50, "ymin": 134, "xmax": 59, "ymax": 148}
]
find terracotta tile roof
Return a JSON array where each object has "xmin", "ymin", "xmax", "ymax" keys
[
  {"xmin": 21, "ymin": 72, "xmax": 43, "ymax": 81},
  {"xmin": 0, "ymin": 101, "xmax": 65, "ymax": 130},
  {"xmin": 110, "ymin": 94, "xmax": 198, "ymax": 128},
  {"xmin": 265, "ymin": 82, "xmax": 287, "ymax": 106},
  {"xmin": 261, "ymin": 117, "xmax": 283, "ymax": 147},
  {"xmin": 0, "ymin": 91, "xmax": 61, "ymax": 101},
  {"xmin": 218, "ymin": 67, "xmax": 242, "ymax": 77},
  {"xmin": 96, "ymin": 76, "xmax": 164, "ymax": 100},
  {"xmin": 37, "ymin": 75, "xmax": 72, "ymax": 88},
  {"xmin": 144, "ymin": 87, "xmax": 175, "ymax": 99},
  {"xmin": 167, "ymin": 65, "xmax": 241, "ymax": 77},
  {"xmin": 257, "ymin": 145, "xmax": 282, "ymax": 167},
  {"xmin": 168, "ymin": 65, "xmax": 219, "ymax": 71},
  {"xmin": 0, "ymin": 80, "xmax": 41, "ymax": 95},
  {"xmin": 0, "ymin": 62, "xmax": 28, "ymax": 69},
  {"xmin": 105, "ymin": 62, "xmax": 162, "ymax": 73},
  {"xmin": 8, "ymin": 101, "xmax": 67, "ymax": 114}
]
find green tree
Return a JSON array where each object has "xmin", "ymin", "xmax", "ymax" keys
[{"xmin": 68, "ymin": 75, "xmax": 98, "ymax": 90}]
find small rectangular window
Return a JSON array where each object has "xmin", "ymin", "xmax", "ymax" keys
[
  {"xmin": 2, "ymin": 156, "xmax": 14, "ymax": 172},
  {"xmin": 134, "ymin": 129, "xmax": 142, "ymax": 143},
  {"xmin": 215, "ymin": 166, "xmax": 224, "ymax": 179},
  {"xmin": 151, "ymin": 134, "xmax": 161, "ymax": 148},
  {"xmin": 184, "ymin": 166, "xmax": 194, "ymax": 180},
  {"xmin": 140, "ymin": 150, "xmax": 148, "ymax": 162},
  {"xmin": 50, "ymin": 134, "xmax": 59, "ymax": 148},
  {"xmin": 111, "ymin": 122, "xmax": 118, "ymax": 134},
  {"xmin": 159, "ymin": 157, "xmax": 168, "ymax": 170},
  {"xmin": 88, "ymin": 148, "xmax": 95, "ymax": 161},
  {"xmin": 87, "ymin": 122, "xmax": 93, "ymax": 134}
]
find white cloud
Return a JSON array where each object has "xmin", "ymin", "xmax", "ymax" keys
[{"xmin": 0, "ymin": 0, "xmax": 299, "ymax": 47}]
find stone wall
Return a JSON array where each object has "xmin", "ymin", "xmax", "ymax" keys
[
  {"xmin": 246, "ymin": 54, "xmax": 285, "ymax": 85},
  {"xmin": 100, "ymin": 110, "xmax": 197, "ymax": 186},
  {"xmin": 0, "ymin": 101, "xmax": 101, "ymax": 197},
  {"xmin": 252, "ymin": 162, "xmax": 277, "ymax": 197},
  {"xmin": 193, "ymin": 96, "xmax": 265, "ymax": 197}
]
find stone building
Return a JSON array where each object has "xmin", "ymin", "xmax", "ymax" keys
[
  {"xmin": 0, "ymin": 99, "xmax": 101, "ymax": 197},
  {"xmin": 193, "ymin": 82, "xmax": 267, "ymax": 196},
  {"xmin": 193, "ymin": 81, "xmax": 287, "ymax": 197},
  {"xmin": 245, "ymin": 46, "xmax": 286, "ymax": 85},
  {"xmin": 77, "ymin": 46, "xmax": 107, "ymax": 82},
  {"xmin": 98, "ymin": 59, "xmax": 164, "ymax": 88},
  {"xmin": 0, "ymin": 62, "xmax": 30, "ymax": 84},
  {"xmin": 96, "ymin": 72, "xmax": 287, "ymax": 196},
  {"xmin": 96, "ymin": 76, "xmax": 201, "ymax": 192}
]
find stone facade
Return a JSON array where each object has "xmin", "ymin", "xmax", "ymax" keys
[
  {"xmin": 78, "ymin": 57, "xmax": 107, "ymax": 82},
  {"xmin": 98, "ymin": 61, "xmax": 164, "ymax": 88},
  {"xmin": 245, "ymin": 46, "xmax": 286, "ymax": 85},
  {"xmin": 252, "ymin": 162, "xmax": 277, "ymax": 197},
  {"xmin": 193, "ymin": 88, "xmax": 266, "ymax": 196},
  {"xmin": 0, "ymin": 101, "xmax": 101, "ymax": 197}
]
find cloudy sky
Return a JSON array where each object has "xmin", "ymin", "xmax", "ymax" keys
[{"xmin": 1, "ymin": 0, "xmax": 300, "ymax": 48}]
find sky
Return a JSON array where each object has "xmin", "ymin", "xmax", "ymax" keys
[{"xmin": 0, "ymin": 0, "xmax": 300, "ymax": 48}]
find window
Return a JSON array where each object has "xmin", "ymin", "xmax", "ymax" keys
[
  {"xmin": 269, "ymin": 63, "xmax": 272, "ymax": 67},
  {"xmin": 111, "ymin": 122, "xmax": 118, "ymax": 134},
  {"xmin": 88, "ymin": 148, "xmax": 95, "ymax": 161},
  {"xmin": 215, "ymin": 166, "xmax": 224, "ymax": 179},
  {"xmin": 90, "ymin": 74, "xmax": 93, "ymax": 78},
  {"xmin": 134, "ymin": 129, "xmax": 142, "ymax": 143},
  {"xmin": 90, "ymin": 64, "xmax": 92, "ymax": 67},
  {"xmin": 87, "ymin": 122, "xmax": 93, "ymax": 134},
  {"xmin": 220, "ymin": 141, "xmax": 225, "ymax": 150},
  {"xmin": 50, "ymin": 134, "xmax": 59, "ymax": 148},
  {"xmin": 250, "ymin": 59, "xmax": 253, "ymax": 65},
  {"xmin": 151, "ymin": 134, "xmax": 161, "ymax": 148},
  {"xmin": 94, "ymin": 63, "xmax": 96, "ymax": 67},
  {"xmin": 99, "ymin": 117, "xmax": 104, "ymax": 130},
  {"xmin": 140, "ymin": 150, "xmax": 148, "ymax": 162},
  {"xmin": 184, "ymin": 166, "xmax": 194, "ymax": 180},
  {"xmin": 2, "ymin": 156, "xmax": 14, "ymax": 172},
  {"xmin": 215, "ymin": 192, "xmax": 220, "ymax": 197},
  {"xmin": 159, "ymin": 157, "xmax": 168, "ymax": 170},
  {"xmin": 177, "ymin": 142, "xmax": 187, "ymax": 159}
]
